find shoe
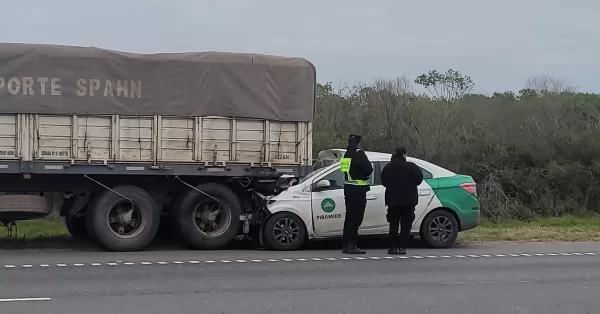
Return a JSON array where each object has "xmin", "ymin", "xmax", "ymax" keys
[
  {"xmin": 398, "ymin": 248, "xmax": 407, "ymax": 255},
  {"xmin": 342, "ymin": 243, "xmax": 348, "ymax": 253},
  {"xmin": 388, "ymin": 247, "xmax": 399, "ymax": 255},
  {"xmin": 345, "ymin": 243, "xmax": 366, "ymax": 254}
]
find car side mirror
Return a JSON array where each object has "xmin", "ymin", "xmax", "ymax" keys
[{"xmin": 313, "ymin": 179, "xmax": 331, "ymax": 191}]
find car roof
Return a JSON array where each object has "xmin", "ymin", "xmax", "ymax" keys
[{"xmin": 317, "ymin": 149, "xmax": 456, "ymax": 177}]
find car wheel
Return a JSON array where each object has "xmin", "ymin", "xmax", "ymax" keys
[
  {"xmin": 420, "ymin": 209, "xmax": 459, "ymax": 249},
  {"xmin": 263, "ymin": 212, "xmax": 307, "ymax": 251}
]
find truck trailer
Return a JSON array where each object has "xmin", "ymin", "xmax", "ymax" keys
[{"xmin": 0, "ymin": 43, "xmax": 315, "ymax": 252}]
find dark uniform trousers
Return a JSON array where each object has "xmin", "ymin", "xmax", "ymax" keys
[
  {"xmin": 343, "ymin": 184, "xmax": 368, "ymax": 245},
  {"xmin": 387, "ymin": 206, "xmax": 415, "ymax": 248}
]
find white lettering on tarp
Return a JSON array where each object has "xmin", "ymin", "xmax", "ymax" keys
[
  {"xmin": 104, "ymin": 80, "xmax": 114, "ymax": 97},
  {"xmin": 22, "ymin": 77, "xmax": 34, "ymax": 95},
  {"xmin": 0, "ymin": 77, "xmax": 142, "ymax": 98},
  {"xmin": 50, "ymin": 78, "xmax": 61, "ymax": 96},
  {"xmin": 7, "ymin": 77, "xmax": 20, "ymax": 95},
  {"xmin": 116, "ymin": 80, "xmax": 128, "ymax": 97},
  {"xmin": 76, "ymin": 79, "xmax": 86, "ymax": 96},
  {"xmin": 37, "ymin": 77, "xmax": 48, "ymax": 95},
  {"xmin": 90, "ymin": 79, "xmax": 100, "ymax": 96}
]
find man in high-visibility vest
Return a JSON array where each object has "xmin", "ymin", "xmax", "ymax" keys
[{"xmin": 340, "ymin": 134, "xmax": 373, "ymax": 254}]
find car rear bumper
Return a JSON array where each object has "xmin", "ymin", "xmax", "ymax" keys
[{"xmin": 459, "ymin": 209, "xmax": 480, "ymax": 231}]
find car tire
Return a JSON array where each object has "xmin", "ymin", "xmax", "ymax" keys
[
  {"xmin": 86, "ymin": 185, "xmax": 160, "ymax": 252},
  {"xmin": 172, "ymin": 183, "xmax": 242, "ymax": 250},
  {"xmin": 420, "ymin": 209, "xmax": 459, "ymax": 249},
  {"xmin": 263, "ymin": 212, "xmax": 307, "ymax": 251}
]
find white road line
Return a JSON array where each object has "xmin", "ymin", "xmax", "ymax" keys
[
  {"xmin": 0, "ymin": 298, "xmax": 51, "ymax": 302},
  {"xmin": 2, "ymin": 251, "xmax": 596, "ymax": 271}
]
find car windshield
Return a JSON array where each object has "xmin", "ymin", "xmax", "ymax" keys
[{"xmin": 298, "ymin": 159, "xmax": 338, "ymax": 184}]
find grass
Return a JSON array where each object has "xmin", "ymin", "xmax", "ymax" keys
[
  {"xmin": 459, "ymin": 215, "xmax": 600, "ymax": 243},
  {"xmin": 1, "ymin": 215, "xmax": 600, "ymax": 249}
]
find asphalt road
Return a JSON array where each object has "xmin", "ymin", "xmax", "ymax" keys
[{"xmin": 1, "ymin": 242, "xmax": 599, "ymax": 314}]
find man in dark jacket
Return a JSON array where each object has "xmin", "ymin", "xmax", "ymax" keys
[
  {"xmin": 340, "ymin": 134, "xmax": 373, "ymax": 254},
  {"xmin": 381, "ymin": 146, "xmax": 423, "ymax": 255}
]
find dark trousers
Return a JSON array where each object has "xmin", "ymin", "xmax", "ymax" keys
[
  {"xmin": 343, "ymin": 184, "xmax": 368, "ymax": 245},
  {"xmin": 387, "ymin": 206, "xmax": 415, "ymax": 249}
]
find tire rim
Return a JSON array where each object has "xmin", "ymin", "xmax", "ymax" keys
[
  {"xmin": 193, "ymin": 200, "xmax": 232, "ymax": 238},
  {"xmin": 429, "ymin": 216, "xmax": 454, "ymax": 243},
  {"xmin": 106, "ymin": 201, "xmax": 146, "ymax": 239},
  {"xmin": 272, "ymin": 217, "xmax": 300, "ymax": 246}
]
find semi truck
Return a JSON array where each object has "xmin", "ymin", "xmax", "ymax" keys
[{"xmin": 0, "ymin": 43, "xmax": 315, "ymax": 252}]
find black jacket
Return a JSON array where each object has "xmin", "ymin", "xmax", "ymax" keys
[
  {"xmin": 381, "ymin": 156, "xmax": 424, "ymax": 208},
  {"xmin": 343, "ymin": 149, "xmax": 373, "ymax": 183}
]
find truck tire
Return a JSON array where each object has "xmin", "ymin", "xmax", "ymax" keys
[
  {"xmin": 86, "ymin": 185, "xmax": 160, "ymax": 252},
  {"xmin": 65, "ymin": 214, "xmax": 88, "ymax": 239},
  {"xmin": 172, "ymin": 183, "xmax": 242, "ymax": 250},
  {"xmin": 263, "ymin": 212, "xmax": 307, "ymax": 251}
]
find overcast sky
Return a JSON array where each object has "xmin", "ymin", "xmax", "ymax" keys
[{"xmin": 1, "ymin": 0, "xmax": 598, "ymax": 94}]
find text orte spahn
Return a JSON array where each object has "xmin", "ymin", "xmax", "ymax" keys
[{"xmin": 0, "ymin": 77, "xmax": 142, "ymax": 98}]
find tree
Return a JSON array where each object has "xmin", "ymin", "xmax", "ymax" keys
[
  {"xmin": 525, "ymin": 75, "xmax": 577, "ymax": 95},
  {"xmin": 414, "ymin": 69, "xmax": 475, "ymax": 102}
]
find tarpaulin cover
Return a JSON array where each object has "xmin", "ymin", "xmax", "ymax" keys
[{"xmin": 0, "ymin": 43, "xmax": 316, "ymax": 121}]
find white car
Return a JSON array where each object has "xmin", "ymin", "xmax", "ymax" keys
[{"xmin": 260, "ymin": 149, "xmax": 480, "ymax": 250}]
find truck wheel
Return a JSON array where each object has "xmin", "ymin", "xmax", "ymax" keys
[
  {"xmin": 86, "ymin": 185, "xmax": 160, "ymax": 252},
  {"xmin": 263, "ymin": 212, "xmax": 307, "ymax": 251},
  {"xmin": 420, "ymin": 209, "xmax": 459, "ymax": 249},
  {"xmin": 65, "ymin": 214, "xmax": 88, "ymax": 240},
  {"xmin": 172, "ymin": 183, "xmax": 242, "ymax": 250}
]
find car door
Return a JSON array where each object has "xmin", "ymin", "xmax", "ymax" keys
[
  {"xmin": 378, "ymin": 161, "xmax": 435, "ymax": 233},
  {"xmin": 310, "ymin": 163, "xmax": 385, "ymax": 238}
]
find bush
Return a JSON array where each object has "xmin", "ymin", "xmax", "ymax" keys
[{"xmin": 313, "ymin": 77, "xmax": 600, "ymax": 221}]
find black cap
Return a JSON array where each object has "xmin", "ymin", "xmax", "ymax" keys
[
  {"xmin": 394, "ymin": 146, "xmax": 406, "ymax": 155},
  {"xmin": 349, "ymin": 134, "xmax": 362, "ymax": 144}
]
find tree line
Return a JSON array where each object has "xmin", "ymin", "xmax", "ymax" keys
[{"xmin": 313, "ymin": 70, "xmax": 600, "ymax": 221}]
